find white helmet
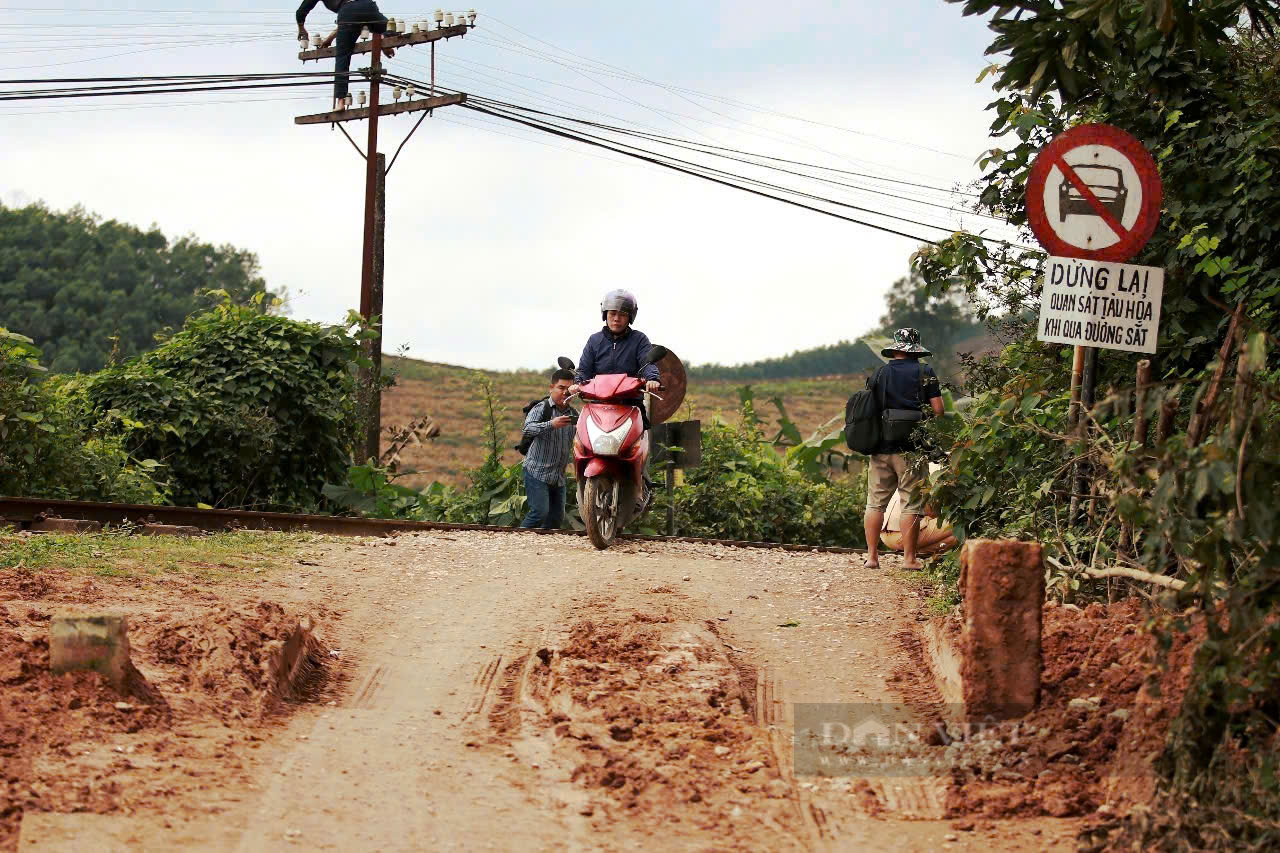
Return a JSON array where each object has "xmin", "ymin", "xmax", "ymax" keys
[{"xmin": 600, "ymin": 289, "xmax": 638, "ymax": 322}]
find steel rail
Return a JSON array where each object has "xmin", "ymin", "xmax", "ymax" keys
[{"xmin": 0, "ymin": 496, "xmax": 864, "ymax": 554}]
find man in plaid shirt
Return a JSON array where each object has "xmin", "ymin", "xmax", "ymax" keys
[{"xmin": 519, "ymin": 368, "xmax": 578, "ymax": 529}]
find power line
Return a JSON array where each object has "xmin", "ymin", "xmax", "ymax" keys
[
  {"xmin": 458, "ymin": 99, "xmax": 943, "ymax": 246},
  {"xmin": 412, "ymin": 86, "xmax": 1010, "ymax": 233},
  {"xmin": 481, "ymin": 15, "xmax": 973, "ymax": 161},
  {"xmin": 452, "ymin": 93, "xmax": 985, "ymax": 238},
  {"xmin": 460, "ymin": 97, "xmax": 994, "ymax": 209}
]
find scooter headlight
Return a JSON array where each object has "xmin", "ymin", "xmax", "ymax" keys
[{"xmin": 586, "ymin": 417, "xmax": 630, "ymax": 456}]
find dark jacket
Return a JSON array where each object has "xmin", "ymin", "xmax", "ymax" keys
[
  {"xmin": 574, "ymin": 326, "xmax": 661, "ymax": 384},
  {"xmin": 871, "ymin": 357, "xmax": 942, "ymax": 454}
]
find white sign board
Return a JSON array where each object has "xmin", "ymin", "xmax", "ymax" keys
[{"xmin": 1037, "ymin": 256, "xmax": 1164, "ymax": 354}]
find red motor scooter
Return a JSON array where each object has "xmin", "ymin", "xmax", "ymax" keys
[{"xmin": 558, "ymin": 347, "xmax": 667, "ymax": 549}]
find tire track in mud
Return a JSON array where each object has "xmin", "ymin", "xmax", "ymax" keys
[{"xmin": 473, "ymin": 597, "xmax": 819, "ymax": 850}]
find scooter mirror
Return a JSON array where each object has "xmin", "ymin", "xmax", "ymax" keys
[
  {"xmin": 557, "ymin": 356, "xmax": 575, "ymax": 371},
  {"xmin": 642, "ymin": 345, "xmax": 669, "ymax": 366}
]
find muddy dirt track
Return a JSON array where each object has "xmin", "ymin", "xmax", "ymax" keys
[{"xmin": 6, "ymin": 532, "xmax": 1087, "ymax": 851}]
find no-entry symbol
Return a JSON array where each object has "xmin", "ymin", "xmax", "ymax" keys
[{"xmin": 1026, "ymin": 124, "xmax": 1162, "ymax": 263}]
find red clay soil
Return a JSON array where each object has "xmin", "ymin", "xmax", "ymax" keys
[
  {"xmin": 0, "ymin": 567, "xmax": 330, "ymax": 852},
  {"xmin": 938, "ymin": 599, "xmax": 1201, "ymax": 826},
  {"xmin": 481, "ymin": 608, "xmax": 806, "ymax": 848}
]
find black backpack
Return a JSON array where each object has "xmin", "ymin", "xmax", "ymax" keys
[
  {"xmin": 844, "ymin": 366, "xmax": 885, "ymax": 455},
  {"xmin": 514, "ymin": 398, "xmax": 553, "ymax": 456}
]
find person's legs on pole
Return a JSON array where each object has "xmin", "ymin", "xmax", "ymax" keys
[
  {"xmin": 332, "ymin": 13, "xmax": 360, "ymax": 102},
  {"xmin": 520, "ymin": 469, "xmax": 550, "ymax": 529},
  {"xmin": 353, "ymin": 0, "xmax": 391, "ymax": 55}
]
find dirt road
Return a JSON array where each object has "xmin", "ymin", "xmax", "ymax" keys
[{"xmin": 10, "ymin": 531, "xmax": 1081, "ymax": 851}]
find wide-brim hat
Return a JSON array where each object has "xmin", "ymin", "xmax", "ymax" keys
[{"xmin": 881, "ymin": 327, "xmax": 932, "ymax": 358}]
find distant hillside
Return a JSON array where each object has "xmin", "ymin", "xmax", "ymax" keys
[
  {"xmin": 689, "ymin": 322, "xmax": 991, "ymax": 383},
  {"xmin": 381, "ymin": 356, "xmax": 867, "ymax": 488},
  {"xmin": 379, "ymin": 325, "xmax": 1000, "ymax": 487},
  {"xmin": 690, "ymin": 339, "xmax": 884, "ymax": 381}
]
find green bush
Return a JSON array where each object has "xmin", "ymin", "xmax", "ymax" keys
[
  {"xmin": 78, "ymin": 299, "xmax": 367, "ymax": 511},
  {"xmin": 662, "ymin": 409, "xmax": 866, "ymax": 548},
  {"xmin": 0, "ymin": 328, "xmax": 165, "ymax": 503}
]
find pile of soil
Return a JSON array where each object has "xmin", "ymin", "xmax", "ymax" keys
[
  {"xmin": 939, "ymin": 599, "xmax": 1200, "ymax": 822},
  {"xmin": 141, "ymin": 601, "xmax": 323, "ymax": 719},
  {"xmin": 0, "ymin": 567, "xmax": 327, "ymax": 851},
  {"xmin": 486, "ymin": 609, "xmax": 805, "ymax": 846}
]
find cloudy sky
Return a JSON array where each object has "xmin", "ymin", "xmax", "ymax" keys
[{"xmin": 1, "ymin": 1, "xmax": 1014, "ymax": 370}]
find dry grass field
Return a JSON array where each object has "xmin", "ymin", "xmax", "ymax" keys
[{"xmin": 380, "ymin": 357, "xmax": 867, "ymax": 488}]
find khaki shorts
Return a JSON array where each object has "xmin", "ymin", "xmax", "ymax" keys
[{"xmin": 866, "ymin": 453, "xmax": 927, "ymax": 516}]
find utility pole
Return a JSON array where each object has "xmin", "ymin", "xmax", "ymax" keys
[
  {"xmin": 367, "ymin": 152, "xmax": 385, "ymax": 462},
  {"xmin": 295, "ymin": 16, "xmax": 471, "ymax": 462}
]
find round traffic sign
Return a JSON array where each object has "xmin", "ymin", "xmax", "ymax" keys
[{"xmin": 1026, "ymin": 124, "xmax": 1162, "ymax": 262}]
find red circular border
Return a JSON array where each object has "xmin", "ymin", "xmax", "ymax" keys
[{"xmin": 1026, "ymin": 123, "xmax": 1163, "ymax": 262}]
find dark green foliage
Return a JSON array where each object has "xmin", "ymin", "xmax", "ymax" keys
[
  {"xmin": 0, "ymin": 328, "xmax": 165, "ymax": 503},
  {"xmin": 922, "ymin": 3, "xmax": 1280, "ymax": 845},
  {"xmin": 0, "ymin": 202, "xmax": 282, "ymax": 374},
  {"xmin": 921, "ymin": 7, "xmax": 1280, "ymax": 381},
  {"xmin": 78, "ymin": 300, "xmax": 366, "ymax": 511}
]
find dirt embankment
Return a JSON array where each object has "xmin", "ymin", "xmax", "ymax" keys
[
  {"xmin": 874, "ymin": 597, "xmax": 1197, "ymax": 836},
  {"xmin": 0, "ymin": 566, "xmax": 336, "ymax": 852}
]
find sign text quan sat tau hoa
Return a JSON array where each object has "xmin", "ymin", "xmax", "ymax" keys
[{"xmin": 1037, "ymin": 256, "xmax": 1164, "ymax": 354}]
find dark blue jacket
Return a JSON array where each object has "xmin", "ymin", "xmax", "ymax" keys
[{"xmin": 575, "ymin": 326, "xmax": 661, "ymax": 384}]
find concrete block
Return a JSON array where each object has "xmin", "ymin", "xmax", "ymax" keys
[
  {"xmin": 141, "ymin": 523, "xmax": 201, "ymax": 537},
  {"xmin": 960, "ymin": 539, "xmax": 1044, "ymax": 721},
  {"xmin": 30, "ymin": 518, "xmax": 102, "ymax": 534},
  {"xmin": 49, "ymin": 614, "xmax": 132, "ymax": 691},
  {"xmin": 919, "ymin": 614, "xmax": 965, "ymax": 724}
]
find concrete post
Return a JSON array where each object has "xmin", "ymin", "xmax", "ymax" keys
[
  {"xmin": 960, "ymin": 539, "xmax": 1044, "ymax": 720},
  {"xmin": 49, "ymin": 614, "xmax": 132, "ymax": 691}
]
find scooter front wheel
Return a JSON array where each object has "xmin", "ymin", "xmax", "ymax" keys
[{"xmin": 584, "ymin": 474, "xmax": 619, "ymax": 550}]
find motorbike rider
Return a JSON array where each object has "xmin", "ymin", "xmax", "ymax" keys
[
  {"xmin": 567, "ymin": 289, "xmax": 662, "ymax": 403},
  {"xmin": 568, "ymin": 289, "xmax": 662, "ymax": 509}
]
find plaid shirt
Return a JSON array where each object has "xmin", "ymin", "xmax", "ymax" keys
[{"xmin": 521, "ymin": 398, "xmax": 576, "ymax": 486}]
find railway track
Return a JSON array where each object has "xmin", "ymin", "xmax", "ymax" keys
[{"xmin": 0, "ymin": 496, "xmax": 864, "ymax": 554}]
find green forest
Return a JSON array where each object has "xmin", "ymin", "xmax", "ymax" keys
[{"xmin": 0, "ymin": 202, "xmax": 281, "ymax": 373}]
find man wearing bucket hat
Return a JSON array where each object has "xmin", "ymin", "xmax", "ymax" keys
[{"xmin": 863, "ymin": 328, "xmax": 944, "ymax": 571}]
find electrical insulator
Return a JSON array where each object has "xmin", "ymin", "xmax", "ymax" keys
[
  {"xmin": 420, "ymin": 20, "xmax": 430, "ymax": 32},
  {"xmin": 393, "ymin": 85, "xmax": 403, "ymax": 101},
  {"xmin": 406, "ymin": 85, "xmax": 416, "ymax": 99},
  {"xmin": 467, "ymin": 9, "xmax": 477, "ymax": 25},
  {"xmin": 444, "ymin": 12, "xmax": 454, "ymax": 26},
  {"xmin": 311, "ymin": 34, "xmax": 322, "ymax": 48},
  {"xmin": 434, "ymin": 9, "xmax": 444, "ymax": 24},
  {"xmin": 344, "ymin": 94, "xmax": 353, "ymax": 109},
  {"xmin": 357, "ymin": 90, "xmax": 367, "ymax": 106}
]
